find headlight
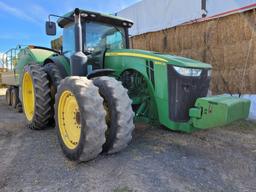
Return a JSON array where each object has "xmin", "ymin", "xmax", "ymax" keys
[
  {"xmin": 173, "ymin": 66, "xmax": 202, "ymax": 77},
  {"xmin": 208, "ymin": 70, "xmax": 212, "ymax": 77}
]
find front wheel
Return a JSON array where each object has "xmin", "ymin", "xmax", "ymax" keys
[{"xmin": 55, "ymin": 77, "xmax": 107, "ymax": 161}]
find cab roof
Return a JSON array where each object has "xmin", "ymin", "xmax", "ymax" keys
[{"xmin": 57, "ymin": 9, "xmax": 134, "ymax": 28}]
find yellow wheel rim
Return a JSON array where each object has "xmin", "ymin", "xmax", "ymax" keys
[
  {"xmin": 22, "ymin": 72, "xmax": 35, "ymax": 121},
  {"xmin": 58, "ymin": 90, "xmax": 81, "ymax": 150}
]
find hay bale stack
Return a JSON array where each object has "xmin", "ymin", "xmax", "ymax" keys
[
  {"xmin": 51, "ymin": 36, "xmax": 63, "ymax": 52},
  {"xmin": 131, "ymin": 8, "xmax": 256, "ymax": 94},
  {"xmin": 0, "ymin": 68, "xmax": 7, "ymax": 87}
]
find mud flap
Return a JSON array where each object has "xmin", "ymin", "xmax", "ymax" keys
[{"xmin": 189, "ymin": 95, "xmax": 251, "ymax": 129}]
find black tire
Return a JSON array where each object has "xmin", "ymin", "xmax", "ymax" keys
[
  {"xmin": 55, "ymin": 77, "xmax": 107, "ymax": 161},
  {"xmin": 16, "ymin": 103, "xmax": 23, "ymax": 113},
  {"xmin": 43, "ymin": 62, "xmax": 67, "ymax": 99},
  {"xmin": 43, "ymin": 63, "xmax": 67, "ymax": 119},
  {"xmin": 6, "ymin": 87, "xmax": 12, "ymax": 106},
  {"xmin": 93, "ymin": 77, "xmax": 135, "ymax": 154},
  {"xmin": 21, "ymin": 65, "xmax": 51, "ymax": 130},
  {"xmin": 11, "ymin": 87, "xmax": 19, "ymax": 108}
]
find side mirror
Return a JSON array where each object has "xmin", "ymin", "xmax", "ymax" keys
[{"xmin": 45, "ymin": 21, "xmax": 56, "ymax": 36}]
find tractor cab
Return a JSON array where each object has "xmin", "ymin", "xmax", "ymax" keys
[{"xmin": 46, "ymin": 9, "xmax": 133, "ymax": 73}]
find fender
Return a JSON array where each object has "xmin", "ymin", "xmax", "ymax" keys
[
  {"xmin": 44, "ymin": 55, "xmax": 70, "ymax": 76},
  {"xmin": 87, "ymin": 69, "xmax": 115, "ymax": 79}
]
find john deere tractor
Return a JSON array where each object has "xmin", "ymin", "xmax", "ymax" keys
[{"xmin": 3, "ymin": 8, "xmax": 250, "ymax": 161}]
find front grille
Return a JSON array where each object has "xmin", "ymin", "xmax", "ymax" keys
[{"xmin": 167, "ymin": 65, "xmax": 210, "ymax": 122}]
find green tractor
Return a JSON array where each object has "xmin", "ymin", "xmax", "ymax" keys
[{"xmin": 3, "ymin": 8, "xmax": 250, "ymax": 161}]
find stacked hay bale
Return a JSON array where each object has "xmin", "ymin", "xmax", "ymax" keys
[
  {"xmin": 0, "ymin": 68, "xmax": 7, "ymax": 87},
  {"xmin": 130, "ymin": 9, "xmax": 256, "ymax": 94},
  {"xmin": 51, "ymin": 36, "xmax": 63, "ymax": 52}
]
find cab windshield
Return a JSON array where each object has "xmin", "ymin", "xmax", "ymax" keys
[{"xmin": 83, "ymin": 21, "xmax": 127, "ymax": 54}]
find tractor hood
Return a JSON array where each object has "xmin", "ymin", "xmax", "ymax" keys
[
  {"xmin": 106, "ymin": 49, "xmax": 212, "ymax": 69},
  {"xmin": 158, "ymin": 53, "xmax": 212, "ymax": 69}
]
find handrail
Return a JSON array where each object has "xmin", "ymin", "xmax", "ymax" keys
[
  {"xmin": 1, "ymin": 44, "xmax": 60, "ymax": 70},
  {"xmin": 1, "ymin": 45, "xmax": 26, "ymax": 70}
]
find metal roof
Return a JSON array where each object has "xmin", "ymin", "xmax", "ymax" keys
[{"xmin": 183, "ymin": 3, "xmax": 256, "ymax": 25}]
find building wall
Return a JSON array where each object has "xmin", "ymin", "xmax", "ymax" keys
[{"xmin": 130, "ymin": 9, "xmax": 256, "ymax": 94}]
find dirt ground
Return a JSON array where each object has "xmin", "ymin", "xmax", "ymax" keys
[{"xmin": 0, "ymin": 88, "xmax": 256, "ymax": 192}]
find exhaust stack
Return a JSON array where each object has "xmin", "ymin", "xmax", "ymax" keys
[{"xmin": 70, "ymin": 8, "xmax": 88, "ymax": 76}]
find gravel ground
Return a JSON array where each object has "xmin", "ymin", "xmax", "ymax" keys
[{"xmin": 0, "ymin": 89, "xmax": 256, "ymax": 192}]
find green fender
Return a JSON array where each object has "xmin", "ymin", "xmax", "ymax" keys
[
  {"xmin": 15, "ymin": 47, "xmax": 57, "ymax": 100},
  {"xmin": 104, "ymin": 53, "xmax": 159, "ymax": 122},
  {"xmin": 15, "ymin": 47, "xmax": 57, "ymax": 85},
  {"xmin": 121, "ymin": 67, "xmax": 159, "ymax": 122},
  {"xmin": 44, "ymin": 55, "xmax": 70, "ymax": 76}
]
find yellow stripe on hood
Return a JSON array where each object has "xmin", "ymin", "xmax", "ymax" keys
[{"xmin": 105, "ymin": 52, "xmax": 168, "ymax": 63}]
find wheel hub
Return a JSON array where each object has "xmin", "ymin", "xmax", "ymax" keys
[{"xmin": 75, "ymin": 111, "xmax": 81, "ymax": 125}]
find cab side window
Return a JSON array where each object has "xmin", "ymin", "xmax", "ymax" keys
[
  {"xmin": 63, "ymin": 24, "xmax": 75, "ymax": 58},
  {"xmin": 85, "ymin": 22, "xmax": 126, "ymax": 54}
]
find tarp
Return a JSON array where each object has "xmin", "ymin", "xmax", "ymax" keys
[
  {"xmin": 117, "ymin": 0, "xmax": 256, "ymax": 36},
  {"xmin": 0, "ymin": 53, "xmax": 6, "ymax": 68},
  {"xmin": 240, "ymin": 95, "xmax": 256, "ymax": 120},
  {"xmin": 223, "ymin": 94, "xmax": 256, "ymax": 120},
  {"xmin": 117, "ymin": 0, "xmax": 202, "ymax": 36},
  {"xmin": 207, "ymin": 0, "xmax": 256, "ymax": 16}
]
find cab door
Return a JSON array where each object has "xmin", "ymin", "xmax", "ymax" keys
[{"xmin": 84, "ymin": 21, "xmax": 127, "ymax": 71}]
